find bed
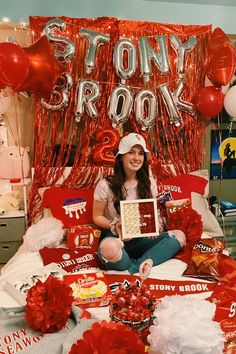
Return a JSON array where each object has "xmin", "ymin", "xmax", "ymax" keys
[
  {"xmin": 0, "ymin": 169, "xmax": 235, "ymax": 353},
  {"xmin": 0, "ymin": 238, "xmax": 215, "ymax": 308}
]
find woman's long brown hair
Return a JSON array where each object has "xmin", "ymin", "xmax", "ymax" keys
[{"xmin": 105, "ymin": 154, "xmax": 152, "ymax": 214}]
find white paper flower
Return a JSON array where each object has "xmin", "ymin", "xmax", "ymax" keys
[{"xmin": 147, "ymin": 295, "xmax": 224, "ymax": 354}]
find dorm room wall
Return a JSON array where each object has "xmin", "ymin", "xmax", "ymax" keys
[{"xmin": 1, "ymin": 0, "xmax": 236, "ymax": 201}]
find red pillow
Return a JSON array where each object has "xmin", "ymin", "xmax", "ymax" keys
[
  {"xmin": 157, "ymin": 173, "xmax": 207, "ymax": 201},
  {"xmin": 39, "ymin": 247, "xmax": 104, "ymax": 273},
  {"xmin": 41, "ymin": 187, "xmax": 94, "ymax": 227}
]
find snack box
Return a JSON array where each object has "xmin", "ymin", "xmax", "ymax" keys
[
  {"xmin": 67, "ymin": 224, "xmax": 101, "ymax": 250},
  {"xmin": 165, "ymin": 198, "xmax": 191, "ymax": 217},
  {"xmin": 63, "ymin": 271, "xmax": 112, "ymax": 308},
  {"xmin": 4, "ymin": 263, "xmax": 68, "ymax": 306}
]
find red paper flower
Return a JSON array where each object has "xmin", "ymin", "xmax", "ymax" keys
[
  {"xmin": 69, "ymin": 320, "xmax": 146, "ymax": 354},
  {"xmin": 167, "ymin": 207, "xmax": 203, "ymax": 245},
  {"xmin": 25, "ymin": 275, "xmax": 73, "ymax": 333}
]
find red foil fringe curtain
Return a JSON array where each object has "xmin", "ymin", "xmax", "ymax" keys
[{"xmin": 28, "ymin": 16, "xmax": 211, "ymax": 224}]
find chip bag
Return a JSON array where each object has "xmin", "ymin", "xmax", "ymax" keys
[{"xmin": 182, "ymin": 239, "xmax": 224, "ymax": 282}]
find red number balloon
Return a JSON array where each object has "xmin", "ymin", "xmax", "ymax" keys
[{"xmin": 93, "ymin": 129, "xmax": 120, "ymax": 166}]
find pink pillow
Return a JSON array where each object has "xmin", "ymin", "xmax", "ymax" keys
[{"xmin": 41, "ymin": 187, "xmax": 94, "ymax": 227}]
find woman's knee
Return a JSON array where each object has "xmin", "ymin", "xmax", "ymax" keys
[
  {"xmin": 169, "ymin": 229, "xmax": 186, "ymax": 247},
  {"xmin": 99, "ymin": 237, "xmax": 123, "ymax": 262}
]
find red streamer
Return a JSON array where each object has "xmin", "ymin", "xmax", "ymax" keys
[{"xmin": 28, "ymin": 17, "xmax": 211, "ymax": 224}]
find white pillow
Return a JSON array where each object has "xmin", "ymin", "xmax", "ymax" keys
[{"xmin": 190, "ymin": 170, "xmax": 223, "ymax": 237}]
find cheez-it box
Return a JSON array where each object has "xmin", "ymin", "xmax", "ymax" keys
[
  {"xmin": 67, "ymin": 225, "xmax": 101, "ymax": 251},
  {"xmin": 63, "ymin": 272, "xmax": 111, "ymax": 308}
]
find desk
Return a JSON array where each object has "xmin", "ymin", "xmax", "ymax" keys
[{"xmin": 216, "ymin": 215, "xmax": 236, "ymax": 259}]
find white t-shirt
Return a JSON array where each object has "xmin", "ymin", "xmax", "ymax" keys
[{"xmin": 94, "ymin": 176, "xmax": 157, "ymax": 222}]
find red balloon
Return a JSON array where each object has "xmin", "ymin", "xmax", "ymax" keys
[
  {"xmin": 0, "ymin": 79, "xmax": 6, "ymax": 90},
  {"xmin": 207, "ymin": 45, "xmax": 235, "ymax": 86},
  {"xmin": 196, "ymin": 86, "xmax": 224, "ymax": 117},
  {"xmin": 17, "ymin": 36, "xmax": 64, "ymax": 100},
  {"xmin": 208, "ymin": 28, "xmax": 231, "ymax": 56},
  {"xmin": 0, "ymin": 42, "xmax": 29, "ymax": 90},
  {"xmin": 93, "ymin": 129, "xmax": 120, "ymax": 166}
]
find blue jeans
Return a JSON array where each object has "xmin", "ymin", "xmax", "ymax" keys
[{"xmin": 97, "ymin": 230, "xmax": 182, "ymax": 274}]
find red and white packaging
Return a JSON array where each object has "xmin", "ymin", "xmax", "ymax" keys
[
  {"xmin": 67, "ymin": 224, "xmax": 101, "ymax": 251},
  {"xmin": 63, "ymin": 271, "xmax": 112, "ymax": 308},
  {"xmin": 165, "ymin": 198, "xmax": 191, "ymax": 217}
]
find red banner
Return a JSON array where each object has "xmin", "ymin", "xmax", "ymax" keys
[{"xmin": 105, "ymin": 273, "xmax": 217, "ymax": 297}]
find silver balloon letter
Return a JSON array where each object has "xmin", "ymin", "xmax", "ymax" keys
[
  {"xmin": 173, "ymin": 80, "xmax": 195, "ymax": 116},
  {"xmin": 158, "ymin": 81, "xmax": 195, "ymax": 126},
  {"xmin": 41, "ymin": 72, "xmax": 73, "ymax": 111},
  {"xmin": 170, "ymin": 35, "xmax": 196, "ymax": 76},
  {"xmin": 139, "ymin": 35, "xmax": 169, "ymax": 82},
  {"xmin": 80, "ymin": 28, "xmax": 110, "ymax": 74},
  {"xmin": 108, "ymin": 85, "xmax": 133, "ymax": 128},
  {"xmin": 43, "ymin": 19, "xmax": 75, "ymax": 63},
  {"xmin": 158, "ymin": 83, "xmax": 181, "ymax": 126},
  {"xmin": 75, "ymin": 80, "xmax": 100, "ymax": 122},
  {"xmin": 135, "ymin": 89, "xmax": 157, "ymax": 130},
  {"xmin": 113, "ymin": 38, "xmax": 137, "ymax": 84}
]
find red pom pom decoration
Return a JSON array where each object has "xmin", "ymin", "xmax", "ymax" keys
[
  {"xmin": 167, "ymin": 207, "xmax": 203, "ymax": 245},
  {"xmin": 25, "ymin": 275, "xmax": 73, "ymax": 333},
  {"xmin": 69, "ymin": 320, "xmax": 146, "ymax": 354}
]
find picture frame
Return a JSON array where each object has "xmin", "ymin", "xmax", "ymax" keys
[
  {"xmin": 120, "ymin": 198, "xmax": 159, "ymax": 239},
  {"xmin": 210, "ymin": 129, "xmax": 236, "ymax": 180}
]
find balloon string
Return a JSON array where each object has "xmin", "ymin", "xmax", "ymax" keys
[{"xmin": 96, "ymin": 78, "xmax": 181, "ymax": 91}]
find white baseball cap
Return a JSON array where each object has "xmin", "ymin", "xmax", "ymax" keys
[{"xmin": 116, "ymin": 133, "xmax": 150, "ymax": 157}]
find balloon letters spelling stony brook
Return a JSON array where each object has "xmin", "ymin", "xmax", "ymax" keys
[
  {"xmin": 39, "ymin": 19, "xmax": 200, "ymax": 128},
  {"xmin": 24, "ymin": 18, "xmax": 230, "ymax": 222}
]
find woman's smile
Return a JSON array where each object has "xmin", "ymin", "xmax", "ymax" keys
[{"xmin": 121, "ymin": 145, "xmax": 145, "ymax": 173}]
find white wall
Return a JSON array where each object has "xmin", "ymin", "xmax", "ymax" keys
[{"xmin": 1, "ymin": 0, "xmax": 236, "ymax": 34}]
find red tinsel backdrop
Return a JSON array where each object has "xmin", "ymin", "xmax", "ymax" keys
[{"xmin": 27, "ymin": 16, "xmax": 212, "ymax": 223}]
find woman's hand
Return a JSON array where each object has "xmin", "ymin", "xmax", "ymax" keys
[
  {"xmin": 116, "ymin": 222, "xmax": 132, "ymax": 242},
  {"xmin": 159, "ymin": 224, "xmax": 164, "ymax": 233}
]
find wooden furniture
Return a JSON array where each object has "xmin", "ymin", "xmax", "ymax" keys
[
  {"xmin": 0, "ymin": 211, "xmax": 25, "ymax": 263},
  {"xmin": 0, "ymin": 178, "xmax": 31, "ymax": 264}
]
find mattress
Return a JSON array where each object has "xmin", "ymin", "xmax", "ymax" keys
[{"xmin": 0, "ymin": 242, "xmax": 214, "ymax": 311}]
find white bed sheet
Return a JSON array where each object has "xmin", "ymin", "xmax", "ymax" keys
[{"xmin": 0, "ymin": 242, "xmax": 214, "ymax": 314}]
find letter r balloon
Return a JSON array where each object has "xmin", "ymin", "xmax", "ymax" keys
[{"xmin": 74, "ymin": 80, "xmax": 100, "ymax": 122}]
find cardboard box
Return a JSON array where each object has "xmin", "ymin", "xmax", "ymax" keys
[
  {"xmin": 120, "ymin": 198, "xmax": 159, "ymax": 239},
  {"xmin": 63, "ymin": 271, "xmax": 111, "ymax": 308},
  {"xmin": 4, "ymin": 263, "xmax": 68, "ymax": 306}
]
